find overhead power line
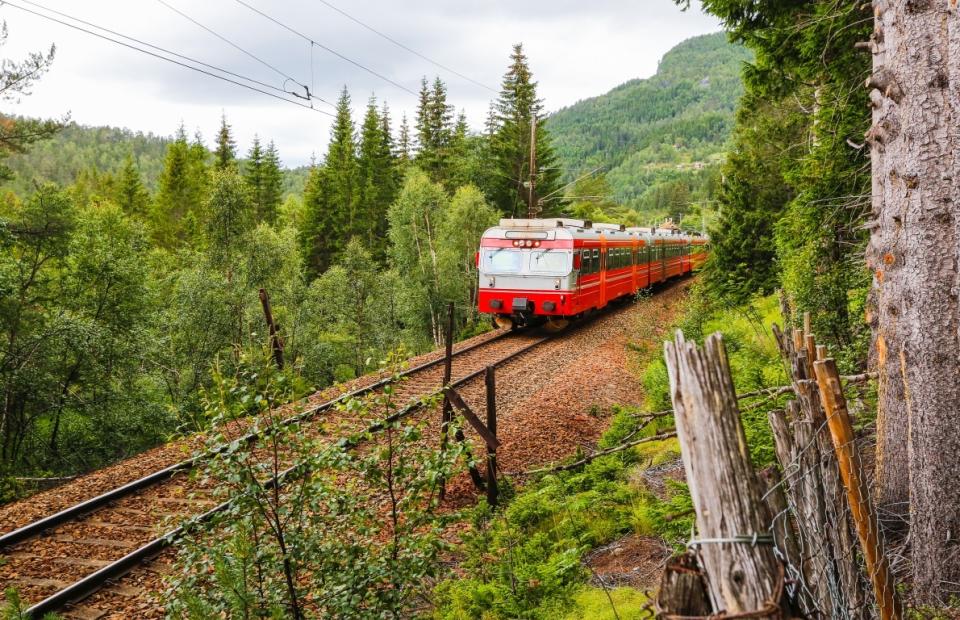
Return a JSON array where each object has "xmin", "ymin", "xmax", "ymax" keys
[
  {"xmin": 0, "ymin": 0, "xmax": 335, "ymax": 116},
  {"xmin": 231, "ymin": 0, "xmax": 417, "ymax": 96},
  {"xmin": 155, "ymin": 0, "xmax": 312, "ymax": 100},
  {"xmin": 314, "ymin": 0, "xmax": 496, "ymax": 93},
  {"xmin": 14, "ymin": 0, "xmax": 333, "ymax": 108}
]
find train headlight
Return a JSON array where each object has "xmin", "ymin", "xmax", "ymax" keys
[
  {"xmin": 554, "ymin": 278, "xmax": 561, "ymax": 289},
  {"xmin": 525, "ymin": 240, "xmax": 533, "ymax": 247},
  {"xmin": 488, "ymin": 276, "xmax": 496, "ymax": 287}
]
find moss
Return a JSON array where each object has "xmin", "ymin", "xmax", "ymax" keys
[{"xmin": 561, "ymin": 587, "xmax": 648, "ymax": 620}]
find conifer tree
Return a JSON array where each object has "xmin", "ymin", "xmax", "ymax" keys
[
  {"xmin": 490, "ymin": 44, "xmax": 559, "ymax": 216},
  {"xmin": 115, "ymin": 154, "xmax": 150, "ymax": 218},
  {"xmin": 260, "ymin": 141, "xmax": 283, "ymax": 224},
  {"xmin": 326, "ymin": 87, "xmax": 359, "ymax": 238},
  {"xmin": 300, "ymin": 162, "xmax": 335, "ymax": 277},
  {"xmin": 397, "ymin": 113, "xmax": 413, "ymax": 165},
  {"xmin": 244, "ymin": 136, "xmax": 283, "ymax": 224},
  {"xmin": 414, "ymin": 77, "xmax": 454, "ymax": 182},
  {"xmin": 152, "ymin": 125, "xmax": 209, "ymax": 246},
  {"xmin": 214, "ymin": 113, "xmax": 237, "ymax": 171},
  {"xmin": 357, "ymin": 97, "xmax": 384, "ymax": 251}
]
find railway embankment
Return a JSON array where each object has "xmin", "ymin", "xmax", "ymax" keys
[{"xmin": 1, "ymin": 279, "xmax": 693, "ymax": 618}]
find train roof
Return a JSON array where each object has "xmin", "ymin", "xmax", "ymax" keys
[{"xmin": 485, "ymin": 218, "xmax": 708, "ymax": 243}]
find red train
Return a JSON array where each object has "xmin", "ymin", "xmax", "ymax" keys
[{"xmin": 477, "ymin": 218, "xmax": 708, "ymax": 330}]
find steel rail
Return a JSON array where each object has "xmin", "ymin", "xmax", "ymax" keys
[
  {"xmin": 0, "ymin": 329, "xmax": 519, "ymax": 549},
  {"xmin": 23, "ymin": 331, "xmax": 555, "ymax": 618}
]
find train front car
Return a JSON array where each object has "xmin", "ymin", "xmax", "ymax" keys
[{"xmin": 477, "ymin": 219, "xmax": 579, "ymax": 331}]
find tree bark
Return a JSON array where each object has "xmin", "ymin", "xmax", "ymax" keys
[
  {"xmin": 868, "ymin": 0, "xmax": 909, "ymax": 522},
  {"xmin": 869, "ymin": 0, "xmax": 960, "ymax": 602}
]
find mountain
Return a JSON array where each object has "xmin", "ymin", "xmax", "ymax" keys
[{"xmin": 547, "ymin": 32, "xmax": 752, "ymax": 219}]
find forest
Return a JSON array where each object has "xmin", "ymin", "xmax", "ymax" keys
[
  {"xmin": 0, "ymin": 40, "xmax": 559, "ymax": 493},
  {"xmin": 4, "ymin": 0, "xmax": 960, "ymax": 615}
]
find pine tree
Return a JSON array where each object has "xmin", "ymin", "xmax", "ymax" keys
[
  {"xmin": 115, "ymin": 154, "xmax": 150, "ymax": 218},
  {"xmin": 244, "ymin": 136, "xmax": 283, "ymax": 224},
  {"xmin": 260, "ymin": 141, "xmax": 283, "ymax": 224},
  {"xmin": 397, "ymin": 113, "xmax": 413, "ymax": 164},
  {"xmin": 490, "ymin": 44, "xmax": 560, "ymax": 217},
  {"xmin": 152, "ymin": 125, "xmax": 209, "ymax": 246},
  {"xmin": 414, "ymin": 77, "xmax": 432, "ymax": 158},
  {"xmin": 414, "ymin": 77, "xmax": 454, "ymax": 183},
  {"xmin": 357, "ymin": 96, "xmax": 384, "ymax": 251},
  {"xmin": 324, "ymin": 87, "xmax": 359, "ymax": 241},
  {"xmin": 301, "ymin": 87, "xmax": 358, "ymax": 276},
  {"xmin": 214, "ymin": 113, "xmax": 237, "ymax": 171},
  {"xmin": 300, "ymin": 162, "xmax": 335, "ymax": 277}
]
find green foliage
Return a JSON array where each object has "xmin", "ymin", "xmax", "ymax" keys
[
  {"xmin": 688, "ymin": 2, "xmax": 872, "ymax": 359},
  {"xmin": 213, "ymin": 113, "xmax": 237, "ymax": 171},
  {"xmin": 243, "ymin": 136, "xmax": 284, "ymax": 225},
  {"xmin": 548, "ymin": 33, "xmax": 750, "ymax": 221},
  {"xmin": 203, "ymin": 169, "xmax": 254, "ymax": 273},
  {"xmin": 164, "ymin": 353, "xmax": 464, "ymax": 618},
  {"xmin": 489, "ymin": 44, "xmax": 560, "ymax": 216},
  {"xmin": 152, "ymin": 125, "xmax": 210, "ymax": 247},
  {"xmin": 432, "ymin": 409, "xmax": 680, "ymax": 619}
]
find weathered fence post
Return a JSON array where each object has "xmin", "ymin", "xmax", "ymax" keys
[
  {"xmin": 814, "ymin": 358, "xmax": 902, "ymax": 620},
  {"xmin": 258, "ymin": 288, "xmax": 284, "ymax": 369},
  {"xmin": 485, "ymin": 365, "xmax": 498, "ymax": 507},
  {"xmin": 439, "ymin": 302, "xmax": 455, "ymax": 500},
  {"xmin": 771, "ymin": 324, "xmax": 872, "ymax": 619},
  {"xmin": 664, "ymin": 331, "xmax": 786, "ymax": 615}
]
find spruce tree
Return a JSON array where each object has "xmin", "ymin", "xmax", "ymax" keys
[
  {"xmin": 115, "ymin": 154, "xmax": 150, "ymax": 218},
  {"xmin": 300, "ymin": 162, "xmax": 335, "ymax": 277},
  {"xmin": 357, "ymin": 96, "xmax": 384, "ymax": 251},
  {"xmin": 152, "ymin": 125, "xmax": 209, "ymax": 246},
  {"xmin": 490, "ymin": 44, "xmax": 559, "ymax": 217},
  {"xmin": 244, "ymin": 136, "xmax": 283, "ymax": 224},
  {"xmin": 260, "ymin": 141, "xmax": 283, "ymax": 224},
  {"xmin": 327, "ymin": 86, "xmax": 359, "ymax": 239},
  {"xmin": 397, "ymin": 113, "xmax": 413, "ymax": 165},
  {"xmin": 213, "ymin": 113, "xmax": 237, "ymax": 171},
  {"xmin": 414, "ymin": 77, "xmax": 454, "ymax": 183}
]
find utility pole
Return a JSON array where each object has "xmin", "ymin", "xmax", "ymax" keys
[{"xmin": 527, "ymin": 114, "xmax": 537, "ymax": 219}]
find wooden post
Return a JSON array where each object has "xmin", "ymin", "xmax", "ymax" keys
[
  {"xmin": 664, "ymin": 331, "xmax": 786, "ymax": 614},
  {"xmin": 258, "ymin": 288, "xmax": 284, "ymax": 369},
  {"xmin": 814, "ymin": 358, "xmax": 902, "ymax": 620},
  {"xmin": 485, "ymin": 365, "xmax": 498, "ymax": 507},
  {"xmin": 439, "ymin": 302, "xmax": 455, "ymax": 500}
]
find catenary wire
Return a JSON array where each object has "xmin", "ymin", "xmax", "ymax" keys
[
  {"xmin": 231, "ymin": 0, "xmax": 417, "ymax": 96},
  {"xmin": 314, "ymin": 0, "xmax": 496, "ymax": 93},
  {"xmin": 13, "ymin": 0, "xmax": 333, "ymax": 107},
  {"xmin": 0, "ymin": 0, "xmax": 335, "ymax": 116},
  {"xmin": 155, "ymin": 0, "xmax": 312, "ymax": 98}
]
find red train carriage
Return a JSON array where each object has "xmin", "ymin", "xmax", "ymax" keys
[{"xmin": 477, "ymin": 218, "xmax": 708, "ymax": 330}]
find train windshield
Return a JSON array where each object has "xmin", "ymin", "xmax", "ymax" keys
[
  {"xmin": 529, "ymin": 250, "xmax": 572, "ymax": 274},
  {"xmin": 483, "ymin": 248, "xmax": 524, "ymax": 273}
]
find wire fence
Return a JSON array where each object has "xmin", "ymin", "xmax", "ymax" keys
[{"xmin": 653, "ymin": 320, "xmax": 904, "ymax": 619}]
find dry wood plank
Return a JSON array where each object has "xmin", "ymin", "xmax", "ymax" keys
[
  {"xmin": 814, "ymin": 358, "xmax": 902, "ymax": 620},
  {"xmin": 442, "ymin": 387, "xmax": 500, "ymax": 449},
  {"xmin": 664, "ymin": 331, "xmax": 786, "ymax": 614}
]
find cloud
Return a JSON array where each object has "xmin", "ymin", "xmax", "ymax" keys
[{"xmin": 1, "ymin": 0, "xmax": 721, "ymax": 166}]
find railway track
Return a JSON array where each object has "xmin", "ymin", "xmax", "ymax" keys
[{"xmin": 0, "ymin": 328, "xmax": 555, "ymax": 618}]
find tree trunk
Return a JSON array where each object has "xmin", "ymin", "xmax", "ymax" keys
[
  {"xmin": 868, "ymin": 0, "xmax": 909, "ymax": 522},
  {"xmin": 869, "ymin": 0, "xmax": 960, "ymax": 602}
]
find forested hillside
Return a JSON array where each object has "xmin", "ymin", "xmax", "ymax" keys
[{"xmin": 548, "ymin": 33, "xmax": 751, "ymax": 219}]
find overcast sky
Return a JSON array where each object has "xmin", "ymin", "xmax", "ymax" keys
[{"xmin": 1, "ymin": 0, "xmax": 721, "ymax": 167}]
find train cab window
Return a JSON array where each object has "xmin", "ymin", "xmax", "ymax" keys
[
  {"xmin": 530, "ymin": 250, "xmax": 572, "ymax": 274},
  {"xmin": 483, "ymin": 248, "xmax": 523, "ymax": 273}
]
